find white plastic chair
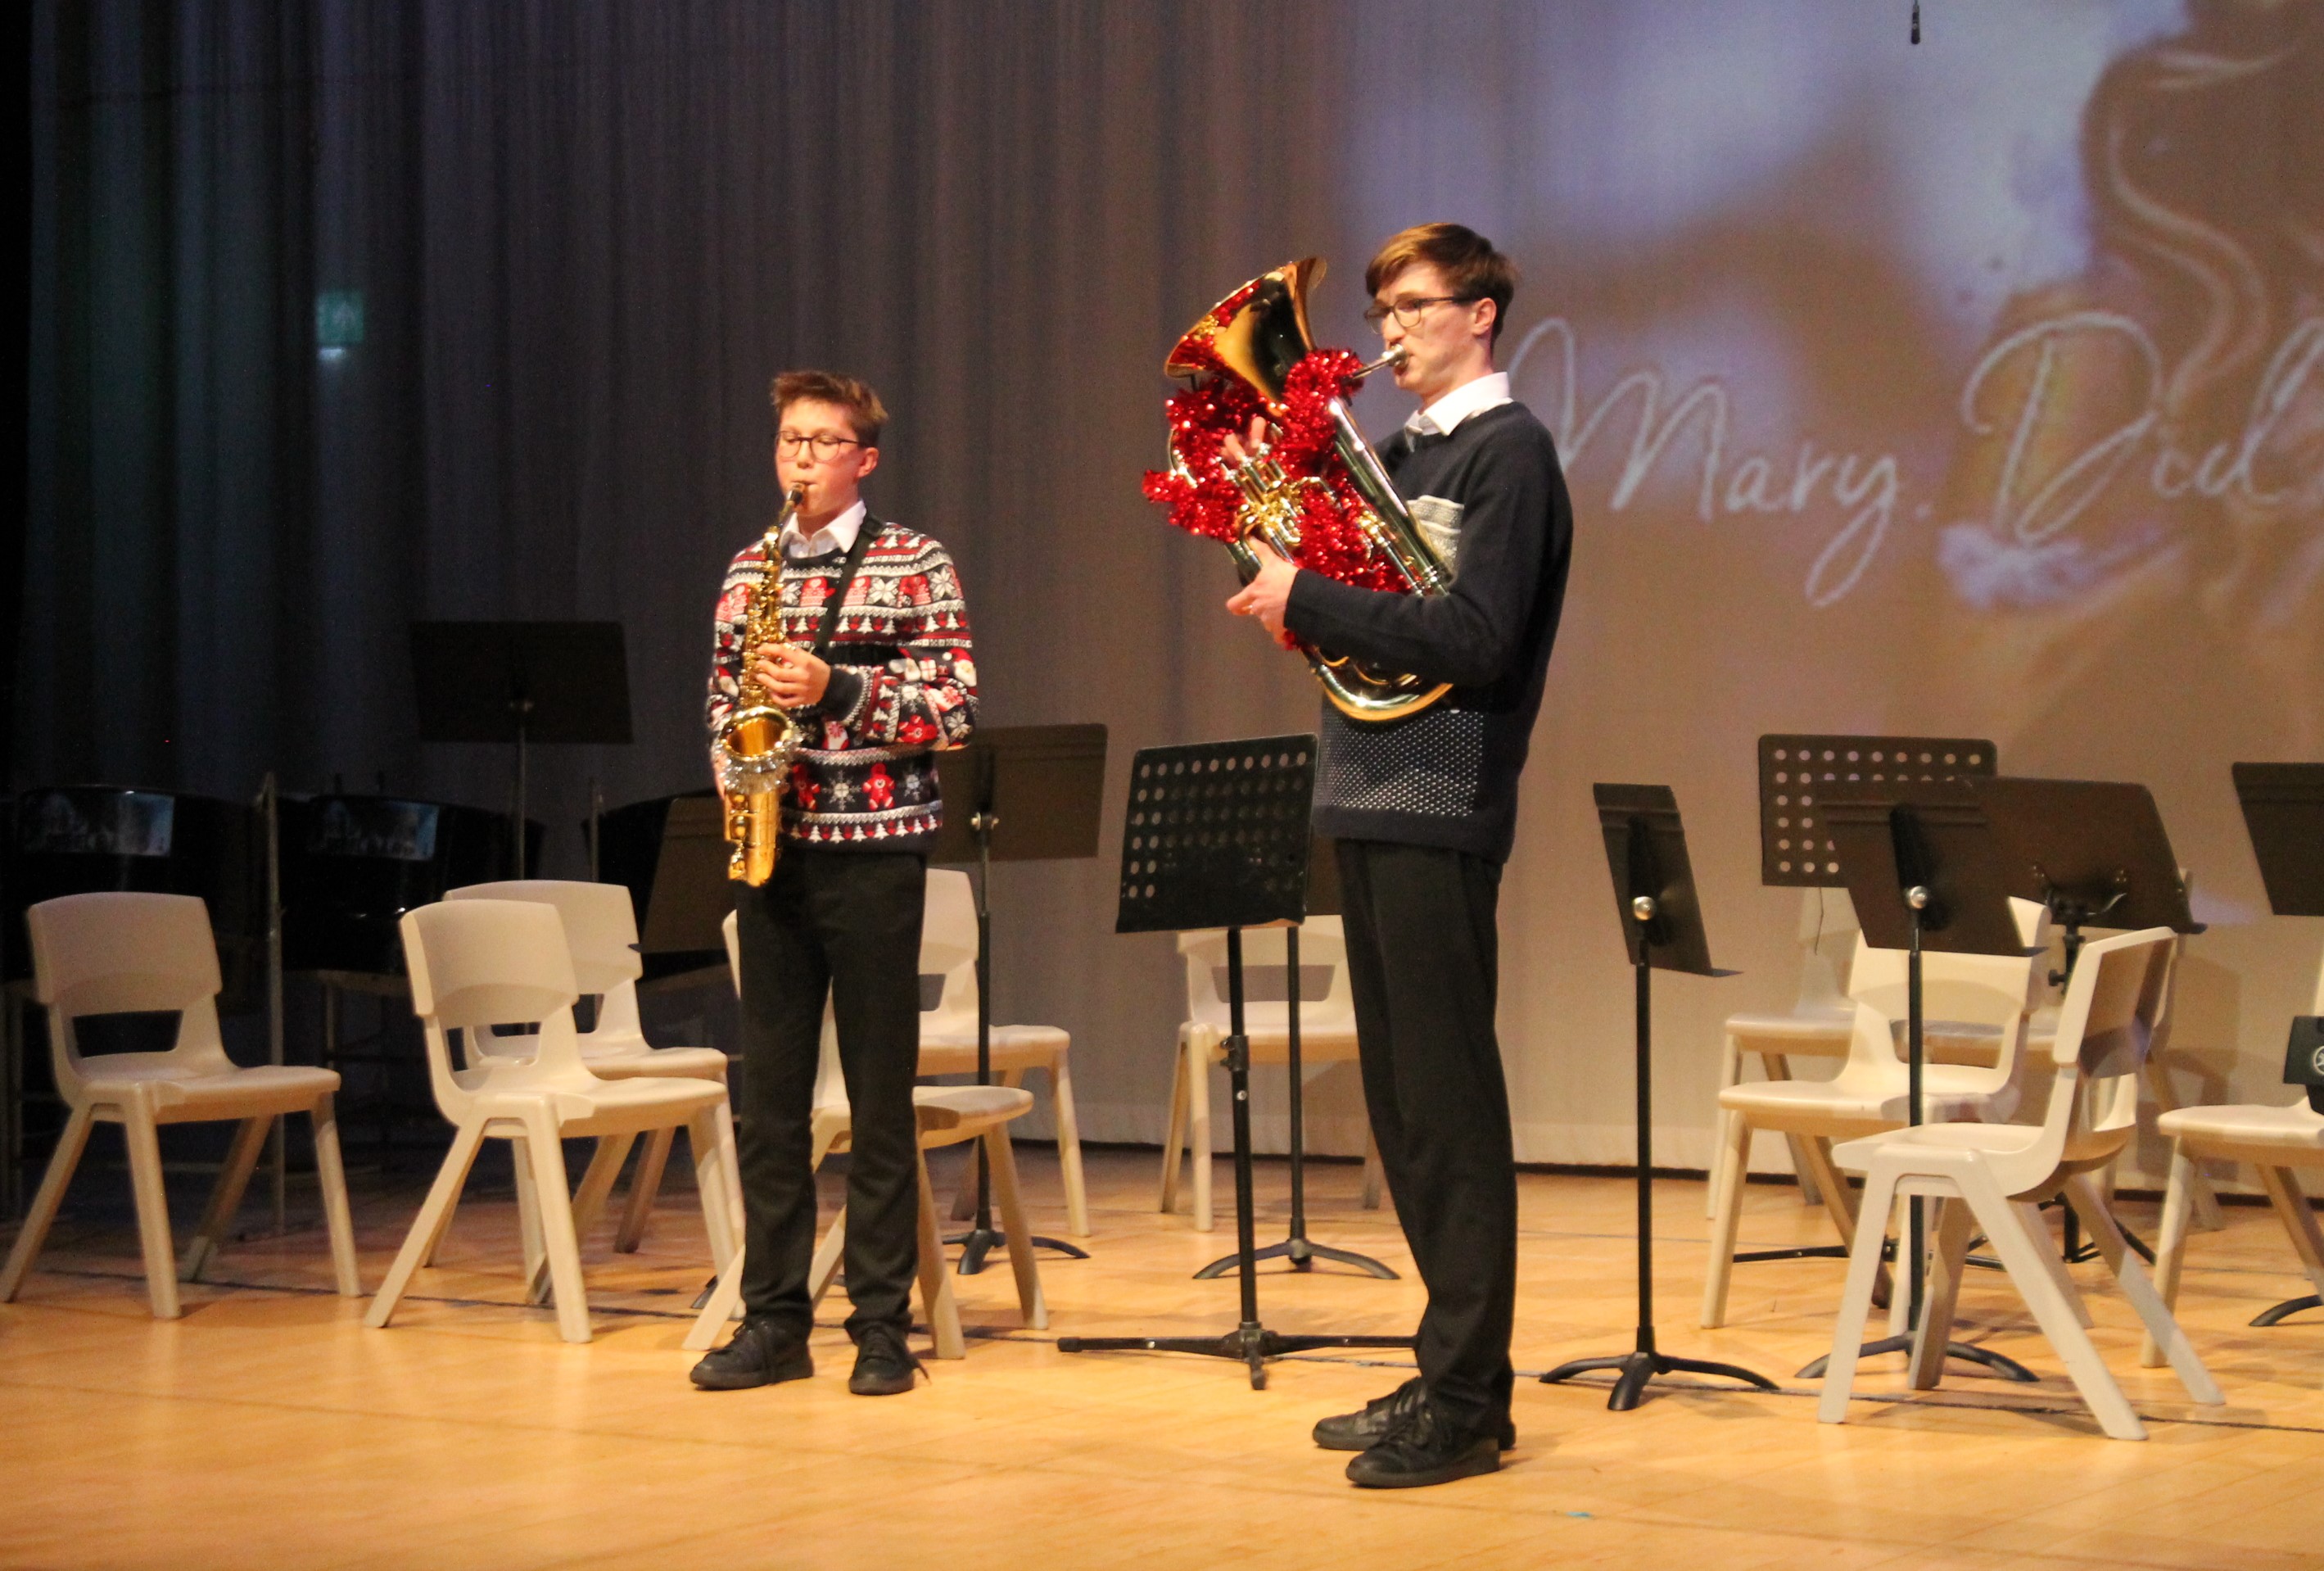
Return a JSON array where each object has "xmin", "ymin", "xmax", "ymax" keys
[
  {"xmin": 364, "ymin": 899, "xmax": 738, "ymax": 1343},
  {"xmin": 1159, "ymin": 920, "xmax": 1384, "ymax": 1233},
  {"xmin": 1702, "ymin": 897, "xmax": 2052, "ymax": 1328},
  {"xmin": 445, "ymin": 881, "xmax": 740, "ymax": 1265},
  {"xmin": 1817, "ymin": 928, "xmax": 2223, "ymax": 1439},
  {"xmin": 0, "ymin": 893, "xmax": 361, "ymax": 1317},
  {"xmin": 916, "ymin": 868, "xmax": 1089, "ymax": 1237},
  {"xmin": 1708, "ymin": 887, "xmax": 1861, "ymax": 1219},
  {"xmin": 684, "ymin": 912, "xmax": 1046, "ymax": 1355},
  {"xmin": 2141, "ymin": 946, "xmax": 2324, "ymax": 1366}
]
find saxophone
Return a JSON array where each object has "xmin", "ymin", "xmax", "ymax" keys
[{"xmin": 718, "ymin": 484, "xmax": 808, "ymax": 885}]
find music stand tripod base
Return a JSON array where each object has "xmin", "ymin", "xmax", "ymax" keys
[
  {"xmin": 1196, "ymin": 1238, "xmax": 1398, "ymax": 1280},
  {"xmin": 2252, "ymin": 1294, "xmax": 2323, "ymax": 1327}
]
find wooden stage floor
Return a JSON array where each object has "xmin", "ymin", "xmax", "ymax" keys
[{"xmin": 3, "ymin": 1145, "xmax": 2322, "ymax": 1570}]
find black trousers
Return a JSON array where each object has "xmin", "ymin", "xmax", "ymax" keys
[
  {"xmin": 1336, "ymin": 837, "xmax": 1517, "ymax": 1433},
  {"xmin": 734, "ymin": 846, "xmax": 926, "ymax": 1338}
]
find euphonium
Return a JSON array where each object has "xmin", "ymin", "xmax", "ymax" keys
[
  {"xmin": 1160, "ymin": 257, "xmax": 1454, "ymax": 722},
  {"xmin": 718, "ymin": 483, "xmax": 808, "ymax": 885}
]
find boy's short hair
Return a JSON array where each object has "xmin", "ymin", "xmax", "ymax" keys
[
  {"xmin": 771, "ymin": 369, "xmax": 888, "ymax": 446},
  {"xmin": 1363, "ymin": 224, "xmax": 1518, "ymax": 344}
]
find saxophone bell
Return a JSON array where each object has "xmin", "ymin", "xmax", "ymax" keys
[{"xmin": 717, "ymin": 483, "xmax": 813, "ymax": 885}]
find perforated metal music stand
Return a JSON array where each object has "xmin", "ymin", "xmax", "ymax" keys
[
  {"xmin": 1795, "ymin": 782, "xmax": 2038, "ymax": 1383},
  {"xmin": 1540, "ymin": 786, "xmax": 1776, "ymax": 1410},
  {"xmin": 1057, "ymin": 735, "xmax": 1413, "ymax": 1388},
  {"xmin": 2232, "ymin": 763, "xmax": 2324, "ymax": 1329}
]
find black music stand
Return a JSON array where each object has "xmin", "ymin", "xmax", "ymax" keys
[
  {"xmin": 1974, "ymin": 776, "xmax": 2203, "ymax": 1263},
  {"xmin": 410, "ymin": 622, "xmax": 632, "ymax": 877},
  {"xmin": 596, "ymin": 792, "xmax": 735, "ymax": 986},
  {"xmin": 1057, "ymin": 735, "xmax": 1413, "ymax": 1388},
  {"xmin": 928, "ymin": 724, "xmax": 1108, "ymax": 1274},
  {"xmin": 1196, "ymin": 835, "xmax": 1395, "ymax": 1281},
  {"xmin": 2232, "ymin": 763, "xmax": 2324, "ymax": 1328},
  {"xmin": 1541, "ymin": 786, "xmax": 1777, "ymax": 1410},
  {"xmin": 1795, "ymin": 784, "xmax": 2038, "ymax": 1383}
]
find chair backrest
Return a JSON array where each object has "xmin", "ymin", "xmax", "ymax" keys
[
  {"xmin": 26, "ymin": 891, "xmax": 235, "ymax": 1098},
  {"xmin": 1178, "ymin": 918, "xmax": 1355, "ymax": 1036},
  {"xmin": 920, "ymin": 868, "xmax": 981, "ymax": 1035},
  {"xmin": 1996, "ymin": 926, "xmax": 2177, "ymax": 1193},
  {"xmin": 1829, "ymin": 896, "xmax": 2050, "ymax": 1099},
  {"xmin": 721, "ymin": 906, "xmax": 845, "ymax": 1112},
  {"xmin": 1793, "ymin": 885, "xmax": 1861, "ymax": 1011},
  {"xmin": 400, "ymin": 899, "xmax": 590, "ymax": 1117},
  {"xmin": 450, "ymin": 880, "xmax": 649, "ymax": 1047}
]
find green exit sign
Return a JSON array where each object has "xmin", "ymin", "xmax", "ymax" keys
[{"xmin": 315, "ymin": 290, "xmax": 365, "ymax": 347}]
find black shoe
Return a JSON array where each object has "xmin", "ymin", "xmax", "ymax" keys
[
  {"xmin": 1345, "ymin": 1398, "xmax": 1503, "ymax": 1490},
  {"xmin": 848, "ymin": 1322, "xmax": 925, "ymax": 1397},
  {"xmin": 1314, "ymin": 1378, "xmax": 1516, "ymax": 1453},
  {"xmin": 690, "ymin": 1316, "xmax": 813, "ymax": 1392}
]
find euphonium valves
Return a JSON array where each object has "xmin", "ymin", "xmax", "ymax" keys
[
  {"xmin": 718, "ymin": 484, "xmax": 808, "ymax": 885},
  {"xmin": 1144, "ymin": 258, "xmax": 1454, "ymax": 723}
]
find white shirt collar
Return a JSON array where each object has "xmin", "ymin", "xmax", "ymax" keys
[
  {"xmin": 1404, "ymin": 371, "xmax": 1512, "ymax": 438},
  {"xmin": 780, "ymin": 499, "xmax": 866, "ymax": 560}
]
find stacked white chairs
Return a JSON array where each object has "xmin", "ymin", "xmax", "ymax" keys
[
  {"xmin": 915, "ymin": 868, "xmax": 1090, "ymax": 1238},
  {"xmin": 1702, "ymin": 897, "xmax": 2051, "ymax": 1328},
  {"xmin": 1159, "ymin": 920, "xmax": 1384, "ymax": 1233},
  {"xmin": 0, "ymin": 892, "xmax": 361, "ymax": 1317},
  {"xmin": 1818, "ymin": 928, "xmax": 2223, "ymax": 1439},
  {"xmin": 684, "ymin": 911, "xmax": 1046, "ymax": 1356},
  {"xmin": 1708, "ymin": 887, "xmax": 1862, "ymax": 1219},
  {"xmin": 444, "ymin": 880, "xmax": 741, "ymax": 1271},
  {"xmin": 364, "ymin": 898, "xmax": 738, "ymax": 1343},
  {"xmin": 2141, "ymin": 947, "xmax": 2324, "ymax": 1367}
]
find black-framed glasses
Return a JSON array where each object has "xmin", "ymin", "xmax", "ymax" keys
[
  {"xmin": 1360, "ymin": 294, "xmax": 1476, "ymax": 329},
  {"xmin": 775, "ymin": 431, "xmax": 863, "ymax": 460}
]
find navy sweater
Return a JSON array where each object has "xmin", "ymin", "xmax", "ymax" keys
[{"xmin": 1284, "ymin": 401, "xmax": 1572, "ymax": 863}]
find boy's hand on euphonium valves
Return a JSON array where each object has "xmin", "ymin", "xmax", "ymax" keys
[{"xmin": 756, "ymin": 645, "xmax": 833, "ymax": 708}]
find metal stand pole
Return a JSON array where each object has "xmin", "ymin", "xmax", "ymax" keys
[{"xmin": 1196, "ymin": 923, "xmax": 1395, "ymax": 1280}]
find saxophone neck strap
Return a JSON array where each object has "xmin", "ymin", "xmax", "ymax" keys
[{"xmin": 810, "ymin": 518, "xmax": 882, "ymax": 658}]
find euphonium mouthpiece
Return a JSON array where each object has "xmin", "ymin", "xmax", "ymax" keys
[{"xmin": 1354, "ymin": 345, "xmax": 1409, "ymax": 379}]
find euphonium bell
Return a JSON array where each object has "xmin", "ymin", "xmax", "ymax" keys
[{"xmin": 1163, "ymin": 258, "xmax": 1454, "ymax": 723}]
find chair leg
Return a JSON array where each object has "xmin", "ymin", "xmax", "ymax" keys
[
  {"xmin": 685, "ymin": 1247, "xmax": 748, "ymax": 1351},
  {"xmin": 1983, "ymin": 1181, "xmax": 2144, "ymax": 1440},
  {"xmin": 1361, "ymin": 1124, "xmax": 1384, "ymax": 1211},
  {"xmin": 1817, "ymin": 1166, "xmax": 1901, "ymax": 1424},
  {"xmin": 1700, "ymin": 1107, "xmax": 1751, "ymax": 1328},
  {"xmin": 685, "ymin": 1107, "xmax": 740, "ymax": 1276},
  {"xmin": 1051, "ymin": 1053, "xmax": 1090, "ymax": 1239},
  {"xmin": 2064, "ymin": 1172, "xmax": 2221, "ymax": 1406},
  {"xmin": 2256, "ymin": 1163, "xmax": 2324, "ymax": 1303},
  {"xmin": 1191, "ymin": 1047, "xmax": 1214, "ymax": 1233},
  {"xmin": 366, "ymin": 1122, "xmax": 486, "ymax": 1329},
  {"xmin": 2141, "ymin": 1143, "xmax": 2200, "ymax": 1368},
  {"xmin": 985, "ymin": 1125, "xmax": 1048, "ymax": 1329},
  {"xmin": 2142, "ymin": 1062, "xmax": 2226, "ymax": 1231},
  {"xmin": 181, "ymin": 1115, "xmax": 270, "ymax": 1283},
  {"xmin": 613, "ymin": 1128, "xmax": 671, "ymax": 1253},
  {"xmin": 527, "ymin": 1134, "xmax": 629, "ymax": 1306},
  {"xmin": 2013, "ymin": 1198, "xmax": 2096, "ymax": 1329},
  {"xmin": 121, "ymin": 1106, "xmax": 182, "ymax": 1319},
  {"xmin": 0, "ymin": 1102, "xmax": 96, "ymax": 1303},
  {"xmin": 914, "ymin": 1155, "xmax": 965, "ymax": 1360},
  {"xmin": 809, "ymin": 1207, "xmax": 847, "ymax": 1307},
  {"xmin": 1799, "ymin": 1133, "xmax": 1892, "ymax": 1312},
  {"xmin": 509, "ymin": 1135, "xmax": 547, "ymax": 1287},
  {"xmin": 1907, "ymin": 1195, "xmax": 1974, "ymax": 1391},
  {"xmin": 524, "ymin": 1116, "xmax": 594, "ymax": 1344},
  {"xmin": 1159, "ymin": 1039, "xmax": 1189, "ymax": 1214},
  {"xmin": 311, "ymin": 1093, "xmax": 363, "ymax": 1297},
  {"xmin": 1708, "ymin": 1032, "xmax": 1743, "ymax": 1220}
]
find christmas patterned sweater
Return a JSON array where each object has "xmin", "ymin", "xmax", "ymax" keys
[{"xmin": 705, "ymin": 518, "xmax": 976, "ymax": 850}]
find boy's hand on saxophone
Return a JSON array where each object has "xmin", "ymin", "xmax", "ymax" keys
[{"xmin": 757, "ymin": 645, "xmax": 832, "ymax": 708}]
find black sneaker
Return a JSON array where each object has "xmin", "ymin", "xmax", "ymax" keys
[
  {"xmin": 848, "ymin": 1322, "xmax": 926, "ymax": 1397},
  {"xmin": 689, "ymin": 1315, "xmax": 813, "ymax": 1391},
  {"xmin": 1345, "ymin": 1397, "xmax": 1502, "ymax": 1490},
  {"xmin": 1314, "ymin": 1378, "xmax": 1515, "ymax": 1452}
]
